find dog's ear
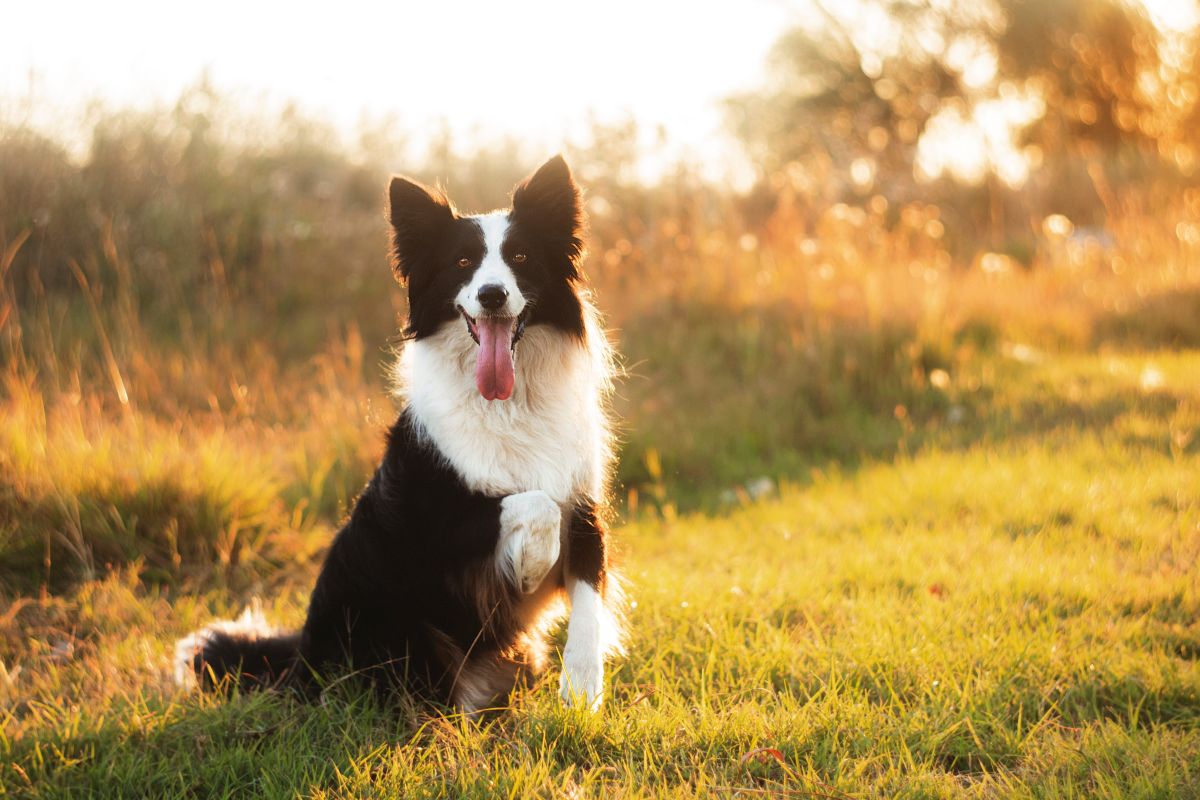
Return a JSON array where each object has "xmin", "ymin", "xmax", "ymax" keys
[
  {"xmin": 387, "ymin": 176, "xmax": 455, "ymax": 283},
  {"xmin": 511, "ymin": 155, "xmax": 584, "ymax": 278}
]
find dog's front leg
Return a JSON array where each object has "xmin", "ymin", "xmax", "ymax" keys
[
  {"xmin": 559, "ymin": 502, "xmax": 608, "ymax": 710},
  {"xmin": 498, "ymin": 490, "xmax": 562, "ymax": 593}
]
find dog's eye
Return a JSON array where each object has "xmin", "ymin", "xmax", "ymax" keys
[
  {"xmin": 512, "ymin": 253, "xmax": 527, "ymax": 264},
  {"xmin": 456, "ymin": 257, "xmax": 472, "ymax": 269}
]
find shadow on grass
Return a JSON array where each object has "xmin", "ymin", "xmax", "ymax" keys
[
  {"xmin": 616, "ymin": 301, "xmax": 1198, "ymax": 513},
  {"xmin": 969, "ymin": 383, "xmax": 1193, "ymax": 447},
  {"xmin": 0, "ymin": 686, "xmax": 415, "ymax": 800},
  {"xmin": 614, "ymin": 302, "xmax": 972, "ymax": 509},
  {"xmin": 0, "ymin": 480, "xmax": 306, "ymax": 596},
  {"xmin": 1094, "ymin": 288, "xmax": 1200, "ymax": 349}
]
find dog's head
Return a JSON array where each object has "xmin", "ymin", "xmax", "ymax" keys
[{"xmin": 388, "ymin": 156, "xmax": 586, "ymax": 401}]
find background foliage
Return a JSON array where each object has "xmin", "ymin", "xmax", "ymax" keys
[{"xmin": 2, "ymin": 2, "xmax": 1199, "ymax": 796}]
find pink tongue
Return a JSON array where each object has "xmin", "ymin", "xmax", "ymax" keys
[{"xmin": 475, "ymin": 317, "xmax": 515, "ymax": 400}]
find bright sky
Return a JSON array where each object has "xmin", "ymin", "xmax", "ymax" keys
[{"xmin": 2, "ymin": 0, "xmax": 792, "ymax": 178}]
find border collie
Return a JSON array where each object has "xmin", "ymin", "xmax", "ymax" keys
[{"xmin": 176, "ymin": 156, "xmax": 621, "ymax": 712}]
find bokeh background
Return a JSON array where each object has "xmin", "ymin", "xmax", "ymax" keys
[
  {"xmin": 4, "ymin": 4, "xmax": 1200, "ymax": 796},
  {"xmin": 2, "ymin": 0, "xmax": 1198, "ymax": 592}
]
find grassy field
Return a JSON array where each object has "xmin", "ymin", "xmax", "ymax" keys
[
  {"xmin": 3, "ymin": 94, "xmax": 1200, "ymax": 798},
  {"xmin": 2, "ymin": 347, "xmax": 1197, "ymax": 798}
]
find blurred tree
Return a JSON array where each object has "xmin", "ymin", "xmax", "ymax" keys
[
  {"xmin": 728, "ymin": 0, "xmax": 992, "ymax": 200},
  {"xmin": 729, "ymin": 0, "xmax": 1199, "ymax": 221}
]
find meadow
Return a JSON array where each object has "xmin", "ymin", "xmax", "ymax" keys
[{"xmin": 2, "ymin": 96, "xmax": 1200, "ymax": 797}]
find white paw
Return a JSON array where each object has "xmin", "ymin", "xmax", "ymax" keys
[
  {"xmin": 559, "ymin": 643, "xmax": 604, "ymax": 710},
  {"xmin": 499, "ymin": 490, "xmax": 562, "ymax": 593}
]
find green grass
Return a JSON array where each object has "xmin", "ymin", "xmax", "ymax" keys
[{"xmin": 2, "ymin": 349, "xmax": 1198, "ymax": 798}]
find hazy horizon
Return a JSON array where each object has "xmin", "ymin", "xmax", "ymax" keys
[{"xmin": 3, "ymin": 0, "xmax": 793, "ymax": 182}]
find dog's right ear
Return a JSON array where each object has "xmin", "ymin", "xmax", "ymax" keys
[
  {"xmin": 510, "ymin": 155, "xmax": 584, "ymax": 279},
  {"xmin": 387, "ymin": 176, "xmax": 455, "ymax": 283}
]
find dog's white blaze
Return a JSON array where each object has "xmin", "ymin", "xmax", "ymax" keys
[
  {"xmin": 560, "ymin": 577, "xmax": 605, "ymax": 708},
  {"xmin": 455, "ymin": 211, "xmax": 526, "ymax": 319},
  {"xmin": 399, "ymin": 317, "xmax": 609, "ymax": 503}
]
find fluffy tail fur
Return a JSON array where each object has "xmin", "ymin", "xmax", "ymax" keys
[{"xmin": 174, "ymin": 602, "xmax": 301, "ymax": 692}]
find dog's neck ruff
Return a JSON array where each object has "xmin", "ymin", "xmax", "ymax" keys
[{"xmin": 397, "ymin": 315, "xmax": 611, "ymax": 504}]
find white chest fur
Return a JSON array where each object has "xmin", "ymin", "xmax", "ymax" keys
[{"xmin": 398, "ymin": 322, "xmax": 610, "ymax": 504}]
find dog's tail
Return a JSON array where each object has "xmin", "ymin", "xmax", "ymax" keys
[{"xmin": 174, "ymin": 602, "xmax": 303, "ymax": 692}]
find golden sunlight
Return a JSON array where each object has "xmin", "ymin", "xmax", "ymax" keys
[
  {"xmin": 3, "ymin": 0, "xmax": 789, "ymax": 180},
  {"xmin": 5, "ymin": 1, "xmax": 1200, "ymax": 795}
]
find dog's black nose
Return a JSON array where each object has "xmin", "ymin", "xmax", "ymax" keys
[{"xmin": 477, "ymin": 284, "xmax": 509, "ymax": 311}]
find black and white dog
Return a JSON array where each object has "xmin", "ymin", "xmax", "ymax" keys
[{"xmin": 176, "ymin": 156, "xmax": 620, "ymax": 712}]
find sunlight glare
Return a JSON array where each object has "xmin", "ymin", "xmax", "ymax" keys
[
  {"xmin": 1, "ymin": 0, "xmax": 790, "ymax": 183},
  {"xmin": 916, "ymin": 88, "xmax": 1044, "ymax": 187}
]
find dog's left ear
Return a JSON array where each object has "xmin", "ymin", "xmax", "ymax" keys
[
  {"xmin": 388, "ymin": 175, "xmax": 455, "ymax": 285},
  {"xmin": 511, "ymin": 155, "xmax": 584, "ymax": 278}
]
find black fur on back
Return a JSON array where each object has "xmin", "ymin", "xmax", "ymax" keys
[{"xmin": 190, "ymin": 402, "xmax": 606, "ymax": 705}]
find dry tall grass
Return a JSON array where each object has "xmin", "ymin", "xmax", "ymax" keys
[{"xmin": 2, "ymin": 101, "xmax": 1199, "ymax": 592}]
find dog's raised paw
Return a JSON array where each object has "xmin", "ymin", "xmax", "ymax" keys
[{"xmin": 499, "ymin": 490, "xmax": 562, "ymax": 593}]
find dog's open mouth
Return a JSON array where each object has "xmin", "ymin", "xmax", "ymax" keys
[{"xmin": 457, "ymin": 307, "xmax": 528, "ymax": 401}]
